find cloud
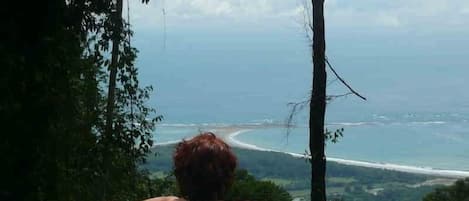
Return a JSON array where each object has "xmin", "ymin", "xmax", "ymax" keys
[
  {"xmin": 127, "ymin": 0, "xmax": 298, "ymax": 20},
  {"xmin": 189, "ymin": 0, "xmax": 233, "ymax": 16},
  {"xmin": 126, "ymin": 0, "xmax": 469, "ymax": 30},
  {"xmin": 324, "ymin": 0, "xmax": 469, "ymax": 29}
]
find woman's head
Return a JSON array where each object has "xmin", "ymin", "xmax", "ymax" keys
[{"xmin": 173, "ymin": 132, "xmax": 237, "ymax": 201}]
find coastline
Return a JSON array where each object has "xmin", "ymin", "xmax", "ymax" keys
[
  {"xmin": 225, "ymin": 129, "xmax": 469, "ymax": 179},
  {"xmin": 154, "ymin": 126, "xmax": 469, "ymax": 179}
]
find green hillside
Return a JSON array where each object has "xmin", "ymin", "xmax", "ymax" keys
[{"xmin": 143, "ymin": 145, "xmax": 448, "ymax": 201}]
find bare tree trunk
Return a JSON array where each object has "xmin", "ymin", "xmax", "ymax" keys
[
  {"xmin": 310, "ymin": 0, "xmax": 327, "ymax": 201},
  {"xmin": 102, "ymin": 0, "xmax": 123, "ymax": 200},
  {"xmin": 105, "ymin": 0, "xmax": 123, "ymax": 136}
]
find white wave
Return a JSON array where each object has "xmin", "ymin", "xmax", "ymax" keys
[
  {"xmin": 158, "ymin": 119, "xmax": 289, "ymax": 128},
  {"xmin": 328, "ymin": 122, "xmax": 379, "ymax": 126},
  {"xmin": 249, "ymin": 119, "xmax": 276, "ymax": 124},
  {"xmin": 329, "ymin": 121, "xmax": 449, "ymax": 127},
  {"xmin": 159, "ymin": 123, "xmax": 199, "ymax": 127},
  {"xmin": 154, "ymin": 136, "xmax": 195, "ymax": 146},
  {"xmin": 227, "ymin": 130, "xmax": 274, "ymax": 152},
  {"xmin": 327, "ymin": 158, "xmax": 469, "ymax": 178},
  {"xmin": 373, "ymin": 114, "xmax": 391, "ymax": 120},
  {"xmin": 159, "ymin": 122, "xmax": 239, "ymax": 127},
  {"xmin": 154, "ymin": 140, "xmax": 181, "ymax": 146},
  {"xmin": 159, "ymin": 121, "xmax": 450, "ymax": 128},
  {"xmin": 410, "ymin": 121, "xmax": 446, "ymax": 125}
]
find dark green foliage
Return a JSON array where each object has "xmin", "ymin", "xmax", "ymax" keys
[
  {"xmin": 423, "ymin": 178, "xmax": 469, "ymax": 201},
  {"xmin": 142, "ymin": 173, "xmax": 180, "ymax": 198},
  {"xmin": 325, "ymin": 128, "xmax": 344, "ymax": 144},
  {"xmin": 226, "ymin": 170, "xmax": 292, "ymax": 201},
  {"xmin": 0, "ymin": 1, "xmax": 159, "ymax": 201},
  {"xmin": 140, "ymin": 170, "xmax": 292, "ymax": 201},
  {"xmin": 332, "ymin": 184, "xmax": 436, "ymax": 201},
  {"xmin": 144, "ymin": 145, "xmax": 439, "ymax": 201}
]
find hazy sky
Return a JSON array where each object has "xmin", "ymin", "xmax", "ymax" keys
[
  {"xmin": 128, "ymin": 0, "xmax": 469, "ymax": 123},
  {"xmin": 127, "ymin": 0, "xmax": 469, "ymax": 31}
]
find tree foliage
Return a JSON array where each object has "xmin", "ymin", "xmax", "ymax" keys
[
  {"xmin": 0, "ymin": 1, "xmax": 159, "ymax": 201},
  {"xmin": 226, "ymin": 169, "xmax": 293, "ymax": 201},
  {"xmin": 423, "ymin": 178, "xmax": 469, "ymax": 201},
  {"xmin": 142, "ymin": 170, "xmax": 292, "ymax": 201}
]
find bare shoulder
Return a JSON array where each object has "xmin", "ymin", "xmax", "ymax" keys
[{"xmin": 144, "ymin": 196, "xmax": 184, "ymax": 201}]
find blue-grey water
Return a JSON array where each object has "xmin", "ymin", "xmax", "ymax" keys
[
  {"xmin": 135, "ymin": 24, "xmax": 469, "ymax": 171},
  {"xmin": 236, "ymin": 121, "xmax": 469, "ymax": 171}
]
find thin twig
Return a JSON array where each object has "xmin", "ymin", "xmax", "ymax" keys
[
  {"xmin": 302, "ymin": 0, "xmax": 313, "ymax": 43},
  {"xmin": 285, "ymin": 0, "xmax": 365, "ymax": 132},
  {"xmin": 286, "ymin": 99, "xmax": 310, "ymax": 135},
  {"xmin": 326, "ymin": 92, "xmax": 353, "ymax": 102},
  {"xmin": 325, "ymin": 58, "xmax": 367, "ymax": 101},
  {"xmin": 162, "ymin": 0, "xmax": 166, "ymax": 50}
]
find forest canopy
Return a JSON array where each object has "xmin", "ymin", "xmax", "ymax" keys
[
  {"xmin": 0, "ymin": 1, "xmax": 293, "ymax": 201},
  {"xmin": 1, "ymin": 1, "xmax": 159, "ymax": 200}
]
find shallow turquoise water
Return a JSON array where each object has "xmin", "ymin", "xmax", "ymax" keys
[
  {"xmin": 152, "ymin": 120, "xmax": 469, "ymax": 171},
  {"xmin": 235, "ymin": 122, "xmax": 469, "ymax": 171}
]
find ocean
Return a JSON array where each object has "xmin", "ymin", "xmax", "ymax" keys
[{"xmin": 134, "ymin": 23, "xmax": 469, "ymax": 171}]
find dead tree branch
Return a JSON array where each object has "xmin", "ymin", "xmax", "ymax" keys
[
  {"xmin": 326, "ymin": 92, "xmax": 353, "ymax": 102},
  {"xmin": 325, "ymin": 57, "xmax": 367, "ymax": 101},
  {"xmin": 286, "ymin": 0, "xmax": 366, "ymax": 130},
  {"xmin": 286, "ymin": 98, "xmax": 310, "ymax": 135}
]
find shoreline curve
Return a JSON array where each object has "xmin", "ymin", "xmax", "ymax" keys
[
  {"xmin": 153, "ymin": 128, "xmax": 469, "ymax": 179},
  {"xmin": 226, "ymin": 130, "xmax": 469, "ymax": 179}
]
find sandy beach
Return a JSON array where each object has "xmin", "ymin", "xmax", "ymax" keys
[{"xmin": 155, "ymin": 126, "xmax": 469, "ymax": 179}]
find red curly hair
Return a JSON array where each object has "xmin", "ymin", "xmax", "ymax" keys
[{"xmin": 173, "ymin": 132, "xmax": 237, "ymax": 201}]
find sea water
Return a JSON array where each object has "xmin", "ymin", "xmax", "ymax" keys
[
  {"xmin": 153, "ymin": 117, "xmax": 469, "ymax": 171},
  {"xmin": 153, "ymin": 126, "xmax": 199, "ymax": 144},
  {"xmin": 235, "ymin": 120, "xmax": 469, "ymax": 171},
  {"xmin": 135, "ymin": 24, "xmax": 469, "ymax": 171}
]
